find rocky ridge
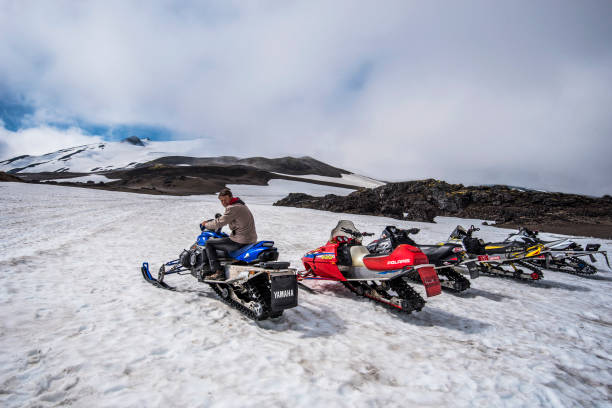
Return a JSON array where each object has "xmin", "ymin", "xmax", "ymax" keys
[{"xmin": 273, "ymin": 179, "xmax": 612, "ymax": 238}]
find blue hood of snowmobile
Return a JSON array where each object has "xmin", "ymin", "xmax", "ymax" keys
[
  {"xmin": 196, "ymin": 230, "xmax": 228, "ymax": 246},
  {"xmin": 196, "ymin": 229, "xmax": 275, "ymax": 262}
]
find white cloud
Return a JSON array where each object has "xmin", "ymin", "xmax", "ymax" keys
[
  {"xmin": 0, "ymin": 126, "xmax": 102, "ymax": 159},
  {"xmin": 0, "ymin": 0, "xmax": 611, "ymax": 195}
]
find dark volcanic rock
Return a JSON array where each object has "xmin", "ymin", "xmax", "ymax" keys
[
  {"xmin": 0, "ymin": 155, "xmax": 30, "ymax": 165},
  {"xmin": 274, "ymin": 179, "xmax": 612, "ymax": 238},
  {"xmin": 140, "ymin": 155, "xmax": 348, "ymax": 177},
  {"xmin": 121, "ymin": 136, "xmax": 145, "ymax": 146},
  {"xmin": 0, "ymin": 171, "xmax": 24, "ymax": 182}
]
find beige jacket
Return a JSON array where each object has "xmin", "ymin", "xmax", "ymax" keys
[{"xmin": 204, "ymin": 199, "xmax": 257, "ymax": 244}]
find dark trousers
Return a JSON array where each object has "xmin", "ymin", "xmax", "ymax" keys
[{"xmin": 204, "ymin": 237, "xmax": 244, "ymax": 272}]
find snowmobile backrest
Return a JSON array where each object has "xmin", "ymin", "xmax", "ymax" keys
[
  {"xmin": 349, "ymin": 245, "xmax": 370, "ymax": 267},
  {"xmin": 331, "ymin": 220, "xmax": 362, "ymax": 243},
  {"xmin": 463, "ymin": 237, "xmax": 486, "ymax": 255}
]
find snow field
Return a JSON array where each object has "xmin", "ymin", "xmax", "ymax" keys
[
  {"xmin": 0, "ymin": 182, "xmax": 611, "ymax": 407},
  {"xmin": 44, "ymin": 175, "xmax": 121, "ymax": 184},
  {"xmin": 270, "ymin": 172, "xmax": 385, "ymax": 189}
]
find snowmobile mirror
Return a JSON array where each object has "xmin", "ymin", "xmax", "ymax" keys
[{"xmin": 215, "ymin": 213, "xmax": 222, "ymax": 219}]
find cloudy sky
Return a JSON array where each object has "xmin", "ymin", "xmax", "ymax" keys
[{"xmin": 1, "ymin": 0, "xmax": 611, "ymax": 195}]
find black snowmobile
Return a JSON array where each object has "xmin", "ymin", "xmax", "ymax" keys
[
  {"xmin": 448, "ymin": 225, "xmax": 545, "ymax": 281},
  {"xmin": 367, "ymin": 226, "xmax": 478, "ymax": 292},
  {"xmin": 504, "ymin": 227, "xmax": 609, "ymax": 275},
  {"xmin": 141, "ymin": 218, "xmax": 298, "ymax": 321}
]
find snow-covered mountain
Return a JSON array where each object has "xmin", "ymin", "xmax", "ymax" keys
[
  {"xmin": 0, "ymin": 137, "xmax": 210, "ymax": 174},
  {"xmin": 0, "ymin": 137, "xmax": 385, "ymax": 190}
]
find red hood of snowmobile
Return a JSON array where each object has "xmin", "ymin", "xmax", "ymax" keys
[{"xmin": 362, "ymin": 244, "xmax": 429, "ymax": 271}]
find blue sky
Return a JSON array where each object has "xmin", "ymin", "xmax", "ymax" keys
[
  {"xmin": 1, "ymin": 0, "xmax": 611, "ymax": 195},
  {"xmin": 0, "ymin": 99, "xmax": 172, "ymax": 141}
]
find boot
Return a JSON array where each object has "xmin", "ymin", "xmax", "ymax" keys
[
  {"xmin": 208, "ymin": 268, "xmax": 226, "ymax": 281},
  {"xmin": 195, "ymin": 267, "xmax": 211, "ymax": 282}
]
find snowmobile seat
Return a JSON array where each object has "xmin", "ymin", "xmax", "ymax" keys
[
  {"xmin": 419, "ymin": 244, "xmax": 457, "ymax": 263},
  {"xmin": 349, "ymin": 245, "xmax": 370, "ymax": 267},
  {"xmin": 228, "ymin": 243, "xmax": 258, "ymax": 258},
  {"xmin": 484, "ymin": 242, "xmax": 521, "ymax": 254},
  {"xmin": 228, "ymin": 241, "xmax": 278, "ymax": 263}
]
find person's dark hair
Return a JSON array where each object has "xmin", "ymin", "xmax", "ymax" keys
[{"xmin": 218, "ymin": 188, "xmax": 233, "ymax": 198}]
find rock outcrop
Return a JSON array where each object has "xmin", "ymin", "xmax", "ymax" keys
[{"xmin": 274, "ymin": 179, "xmax": 612, "ymax": 238}]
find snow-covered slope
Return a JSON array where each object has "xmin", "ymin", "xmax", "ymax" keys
[
  {"xmin": 0, "ymin": 139, "xmax": 210, "ymax": 173},
  {"xmin": 272, "ymin": 172, "xmax": 385, "ymax": 189},
  {"xmin": 226, "ymin": 179, "xmax": 357, "ymax": 204},
  {"xmin": 0, "ymin": 139, "xmax": 384, "ymax": 190},
  {"xmin": 1, "ymin": 182, "xmax": 611, "ymax": 407}
]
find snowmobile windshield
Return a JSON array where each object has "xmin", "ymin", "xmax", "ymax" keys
[
  {"xmin": 449, "ymin": 226, "xmax": 467, "ymax": 240},
  {"xmin": 504, "ymin": 231, "xmax": 523, "ymax": 242},
  {"xmin": 381, "ymin": 226, "xmax": 417, "ymax": 246},
  {"xmin": 518, "ymin": 228, "xmax": 536, "ymax": 238},
  {"xmin": 331, "ymin": 220, "xmax": 362, "ymax": 243}
]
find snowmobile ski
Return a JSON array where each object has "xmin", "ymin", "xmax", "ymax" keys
[
  {"xmin": 141, "ymin": 220, "xmax": 298, "ymax": 321},
  {"xmin": 141, "ymin": 262, "xmax": 175, "ymax": 290}
]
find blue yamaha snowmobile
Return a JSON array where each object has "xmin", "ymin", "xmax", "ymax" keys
[{"xmin": 141, "ymin": 216, "xmax": 298, "ymax": 320}]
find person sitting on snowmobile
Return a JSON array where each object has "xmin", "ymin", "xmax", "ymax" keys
[{"xmin": 200, "ymin": 188, "xmax": 257, "ymax": 280}]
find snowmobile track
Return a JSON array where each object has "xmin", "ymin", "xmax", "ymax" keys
[
  {"xmin": 140, "ymin": 263, "xmax": 280, "ymax": 321},
  {"xmin": 437, "ymin": 267, "xmax": 471, "ymax": 292},
  {"xmin": 341, "ymin": 278, "xmax": 425, "ymax": 314}
]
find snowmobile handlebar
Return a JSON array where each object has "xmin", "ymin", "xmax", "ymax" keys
[
  {"xmin": 200, "ymin": 213, "xmax": 224, "ymax": 232},
  {"xmin": 340, "ymin": 227, "xmax": 374, "ymax": 238},
  {"xmin": 467, "ymin": 225, "xmax": 480, "ymax": 235},
  {"xmin": 519, "ymin": 227, "xmax": 538, "ymax": 236}
]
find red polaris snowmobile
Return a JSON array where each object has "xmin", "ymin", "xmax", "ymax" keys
[
  {"xmin": 367, "ymin": 226, "xmax": 479, "ymax": 292},
  {"xmin": 299, "ymin": 221, "xmax": 441, "ymax": 313}
]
